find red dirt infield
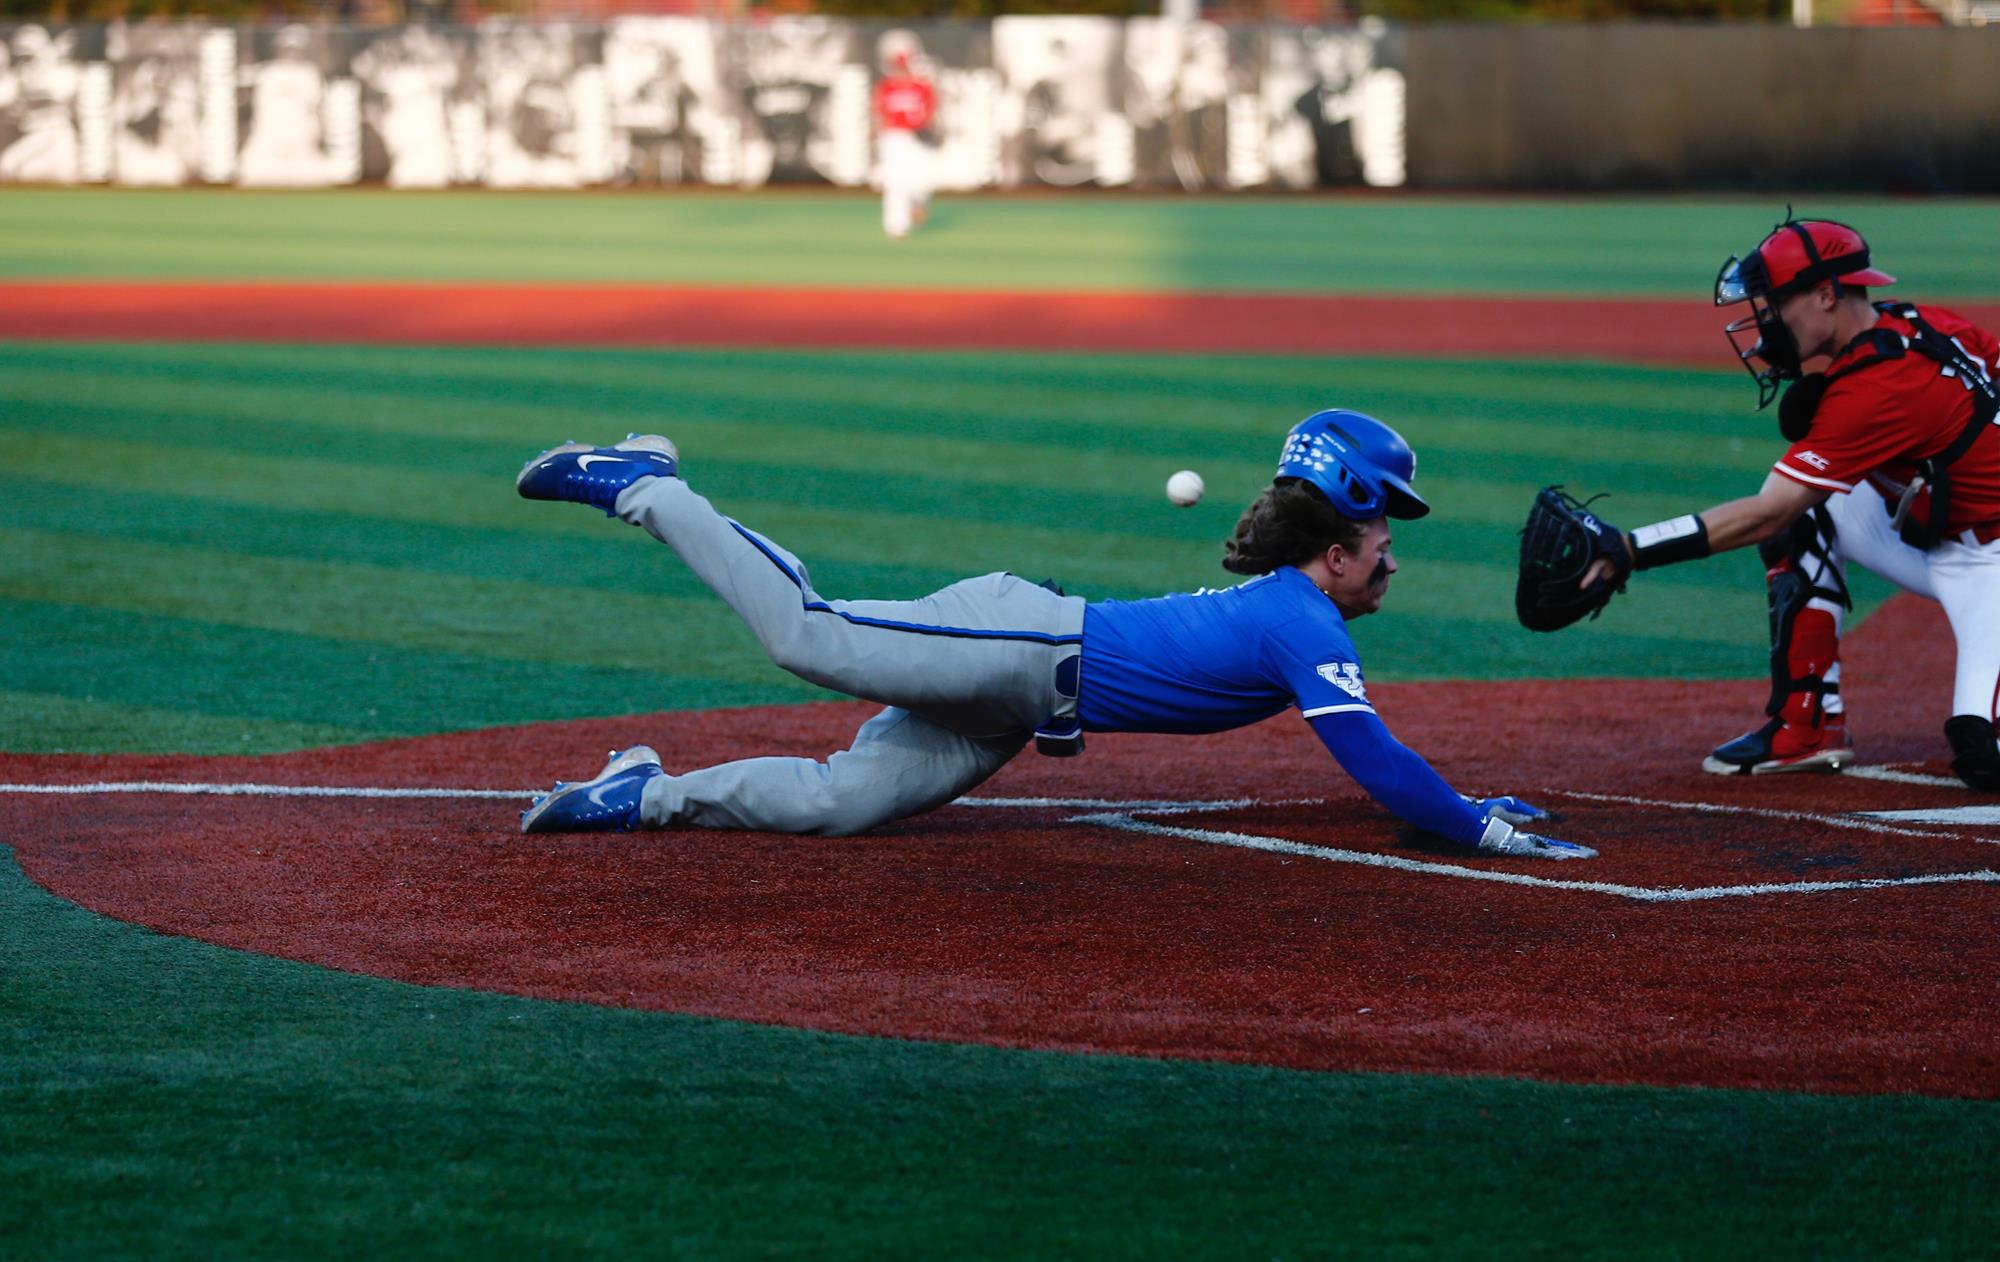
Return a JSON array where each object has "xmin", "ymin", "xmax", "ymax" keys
[
  {"xmin": 12, "ymin": 280, "xmax": 1999, "ymax": 363},
  {"xmin": 5, "ymin": 595, "xmax": 1997, "ymax": 1099}
]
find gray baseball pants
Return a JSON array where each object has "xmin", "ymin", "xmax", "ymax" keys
[{"xmin": 613, "ymin": 475, "xmax": 1086, "ymax": 835}]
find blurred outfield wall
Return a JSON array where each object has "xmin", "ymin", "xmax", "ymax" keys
[
  {"xmin": 0, "ymin": 17, "xmax": 1993, "ymax": 193},
  {"xmin": 1409, "ymin": 24, "xmax": 2000, "ymax": 193},
  {"xmin": 0, "ymin": 17, "xmax": 1407, "ymax": 192}
]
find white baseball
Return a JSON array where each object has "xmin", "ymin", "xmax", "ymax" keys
[{"xmin": 1165, "ymin": 470, "xmax": 1205, "ymax": 507}]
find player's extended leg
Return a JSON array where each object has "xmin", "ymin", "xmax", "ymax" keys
[
  {"xmin": 516, "ymin": 436, "xmax": 1082, "ymax": 832},
  {"xmin": 880, "ymin": 132, "xmax": 915, "ymax": 238},
  {"xmin": 1927, "ymin": 535, "xmax": 2000, "ymax": 790},
  {"xmin": 1704, "ymin": 503, "xmax": 1856, "ymax": 775},
  {"xmin": 612, "ymin": 472, "xmax": 1081, "ymax": 738},
  {"xmin": 643, "ymin": 705, "xmax": 1025, "ymax": 835},
  {"xmin": 909, "ymin": 137, "xmax": 933, "ymax": 230},
  {"xmin": 521, "ymin": 707, "xmax": 1024, "ymax": 836}
]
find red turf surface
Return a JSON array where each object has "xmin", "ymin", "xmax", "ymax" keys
[
  {"xmin": 12, "ymin": 281, "xmax": 1999, "ymax": 363},
  {"xmin": 6, "ymin": 595, "xmax": 1997, "ymax": 1098}
]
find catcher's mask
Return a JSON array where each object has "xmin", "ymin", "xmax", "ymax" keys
[
  {"xmin": 1276, "ymin": 409, "xmax": 1429, "ymax": 520},
  {"xmin": 1715, "ymin": 214, "xmax": 1896, "ymax": 410}
]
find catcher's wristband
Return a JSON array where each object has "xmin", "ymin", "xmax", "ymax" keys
[{"xmin": 1628, "ymin": 514, "xmax": 1710, "ymax": 571}]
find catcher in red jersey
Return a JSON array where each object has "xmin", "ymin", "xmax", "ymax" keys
[{"xmin": 1555, "ymin": 215, "xmax": 2000, "ymax": 790}]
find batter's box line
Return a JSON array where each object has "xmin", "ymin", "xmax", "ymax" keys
[
  {"xmin": 1068, "ymin": 811, "xmax": 2000, "ymax": 904},
  {"xmin": 1556, "ymin": 789, "xmax": 2000, "ymax": 844}
]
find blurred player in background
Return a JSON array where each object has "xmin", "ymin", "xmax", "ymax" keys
[{"xmin": 873, "ymin": 31, "xmax": 934, "ymax": 239}]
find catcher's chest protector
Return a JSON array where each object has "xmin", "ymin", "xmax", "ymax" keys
[{"xmin": 1790, "ymin": 304, "xmax": 1999, "ymax": 549}]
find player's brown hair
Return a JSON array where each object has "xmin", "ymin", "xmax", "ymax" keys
[{"xmin": 1222, "ymin": 478, "xmax": 1368, "ymax": 576}]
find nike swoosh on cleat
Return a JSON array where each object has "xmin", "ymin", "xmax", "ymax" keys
[
  {"xmin": 586, "ymin": 775, "xmax": 631, "ymax": 808},
  {"xmin": 575, "ymin": 454, "xmax": 621, "ymax": 471}
]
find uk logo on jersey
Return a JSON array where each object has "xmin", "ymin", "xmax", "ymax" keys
[{"xmin": 1315, "ymin": 661, "xmax": 1368, "ymax": 701}]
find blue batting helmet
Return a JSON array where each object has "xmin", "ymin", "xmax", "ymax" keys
[{"xmin": 1275, "ymin": 409, "xmax": 1429, "ymax": 520}]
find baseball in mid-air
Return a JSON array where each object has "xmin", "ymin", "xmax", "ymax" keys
[{"xmin": 1166, "ymin": 469, "xmax": 1205, "ymax": 508}]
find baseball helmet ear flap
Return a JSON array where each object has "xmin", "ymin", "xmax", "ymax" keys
[{"xmin": 1275, "ymin": 409, "xmax": 1430, "ymax": 520}]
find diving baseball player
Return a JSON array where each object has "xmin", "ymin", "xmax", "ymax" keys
[
  {"xmin": 514, "ymin": 411, "xmax": 1595, "ymax": 859},
  {"xmin": 1525, "ymin": 215, "xmax": 2000, "ymax": 790}
]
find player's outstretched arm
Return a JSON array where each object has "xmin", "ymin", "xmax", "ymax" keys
[
  {"xmin": 1582, "ymin": 473, "xmax": 1831, "ymax": 590},
  {"xmin": 1308, "ymin": 711, "xmax": 1596, "ymax": 860},
  {"xmin": 1683, "ymin": 473, "xmax": 1830, "ymax": 555}
]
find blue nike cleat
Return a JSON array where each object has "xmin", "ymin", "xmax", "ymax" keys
[
  {"xmin": 516, "ymin": 435, "xmax": 680, "ymax": 515},
  {"xmin": 520, "ymin": 745, "xmax": 663, "ymax": 834}
]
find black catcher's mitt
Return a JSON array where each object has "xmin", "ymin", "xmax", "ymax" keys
[{"xmin": 1517, "ymin": 486, "xmax": 1632, "ymax": 632}]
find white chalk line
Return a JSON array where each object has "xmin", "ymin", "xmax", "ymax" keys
[
  {"xmin": 0, "ymin": 783, "xmax": 1310, "ymax": 811},
  {"xmin": 1549, "ymin": 788, "xmax": 1991, "ymax": 844},
  {"xmin": 1075, "ymin": 812, "xmax": 2000, "ymax": 904},
  {"xmin": 4, "ymin": 781, "xmax": 1996, "ymax": 903},
  {"xmin": 1846, "ymin": 764, "xmax": 1966, "ymax": 788},
  {"xmin": 0, "ymin": 781, "xmax": 530, "ymax": 799}
]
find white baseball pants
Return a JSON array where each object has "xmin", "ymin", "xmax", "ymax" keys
[
  {"xmin": 878, "ymin": 130, "xmax": 931, "ymax": 238},
  {"xmin": 1825, "ymin": 482, "xmax": 2000, "ymax": 724}
]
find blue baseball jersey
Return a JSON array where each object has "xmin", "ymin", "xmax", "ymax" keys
[
  {"xmin": 1077, "ymin": 564, "xmax": 1487, "ymax": 847},
  {"xmin": 1078, "ymin": 566, "xmax": 1375, "ymax": 734}
]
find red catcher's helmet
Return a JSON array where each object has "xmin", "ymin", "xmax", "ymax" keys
[
  {"xmin": 1714, "ymin": 214, "xmax": 1898, "ymax": 409},
  {"xmin": 1715, "ymin": 217, "xmax": 1896, "ymax": 307}
]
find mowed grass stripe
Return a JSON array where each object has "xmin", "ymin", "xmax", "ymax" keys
[
  {"xmin": 0, "ymin": 599, "xmax": 800, "ymax": 752},
  {"xmin": 3, "ymin": 189, "xmax": 1994, "ymax": 298},
  {"xmin": 0, "ymin": 477, "xmax": 1781, "ymax": 656},
  {"xmin": 0, "ymin": 525, "xmax": 821, "ymax": 682},
  {"xmin": 0, "ymin": 467, "xmax": 1781, "ymax": 615},
  {"xmin": 1, "ymin": 341, "xmax": 1790, "ymax": 522},
  {"xmin": 0, "ymin": 478, "xmax": 985, "ymax": 605},
  {"xmin": 1, "ymin": 359, "xmax": 1772, "ymax": 512},
  {"xmin": 0, "ymin": 447, "xmax": 1225, "ymax": 597},
  {"xmin": 0, "ymin": 338, "xmax": 1782, "ymax": 452},
  {"xmin": 0, "ymin": 688, "xmax": 373, "ymax": 754}
]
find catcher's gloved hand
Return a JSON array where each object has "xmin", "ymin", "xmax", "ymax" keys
[
  {"xmin": 1476, "ymin": 817, "xmax": 1597, "ymax": 860},
  {"xmin": 1464, "ymin": 794, "xmax": 1558, "ymax": 827},
  {"xmin": 1517, "ymin": 485, "xmax": 1634, "ymax": 632}
]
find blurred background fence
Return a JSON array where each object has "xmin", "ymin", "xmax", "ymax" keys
[{"xmin": 1, "ymin": 15, "xmax": 1993, "ymax": 191}]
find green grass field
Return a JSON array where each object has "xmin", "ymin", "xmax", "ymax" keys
[
  {"xmin": 1, "ymin": 339, "xmax": 1895, "ymax": 754},
  {"xmin": 4, "ymin": 187, "xmax": 1997, "ymax": 296},
  {"xmin": 3, "ymin": 191, "xmax": 1996, "ymax": 1258}
]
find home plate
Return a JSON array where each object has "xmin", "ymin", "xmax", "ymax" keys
[{"xmin": 1855, "ymin": 805, "xmax": 2000, "ymax": 826}]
